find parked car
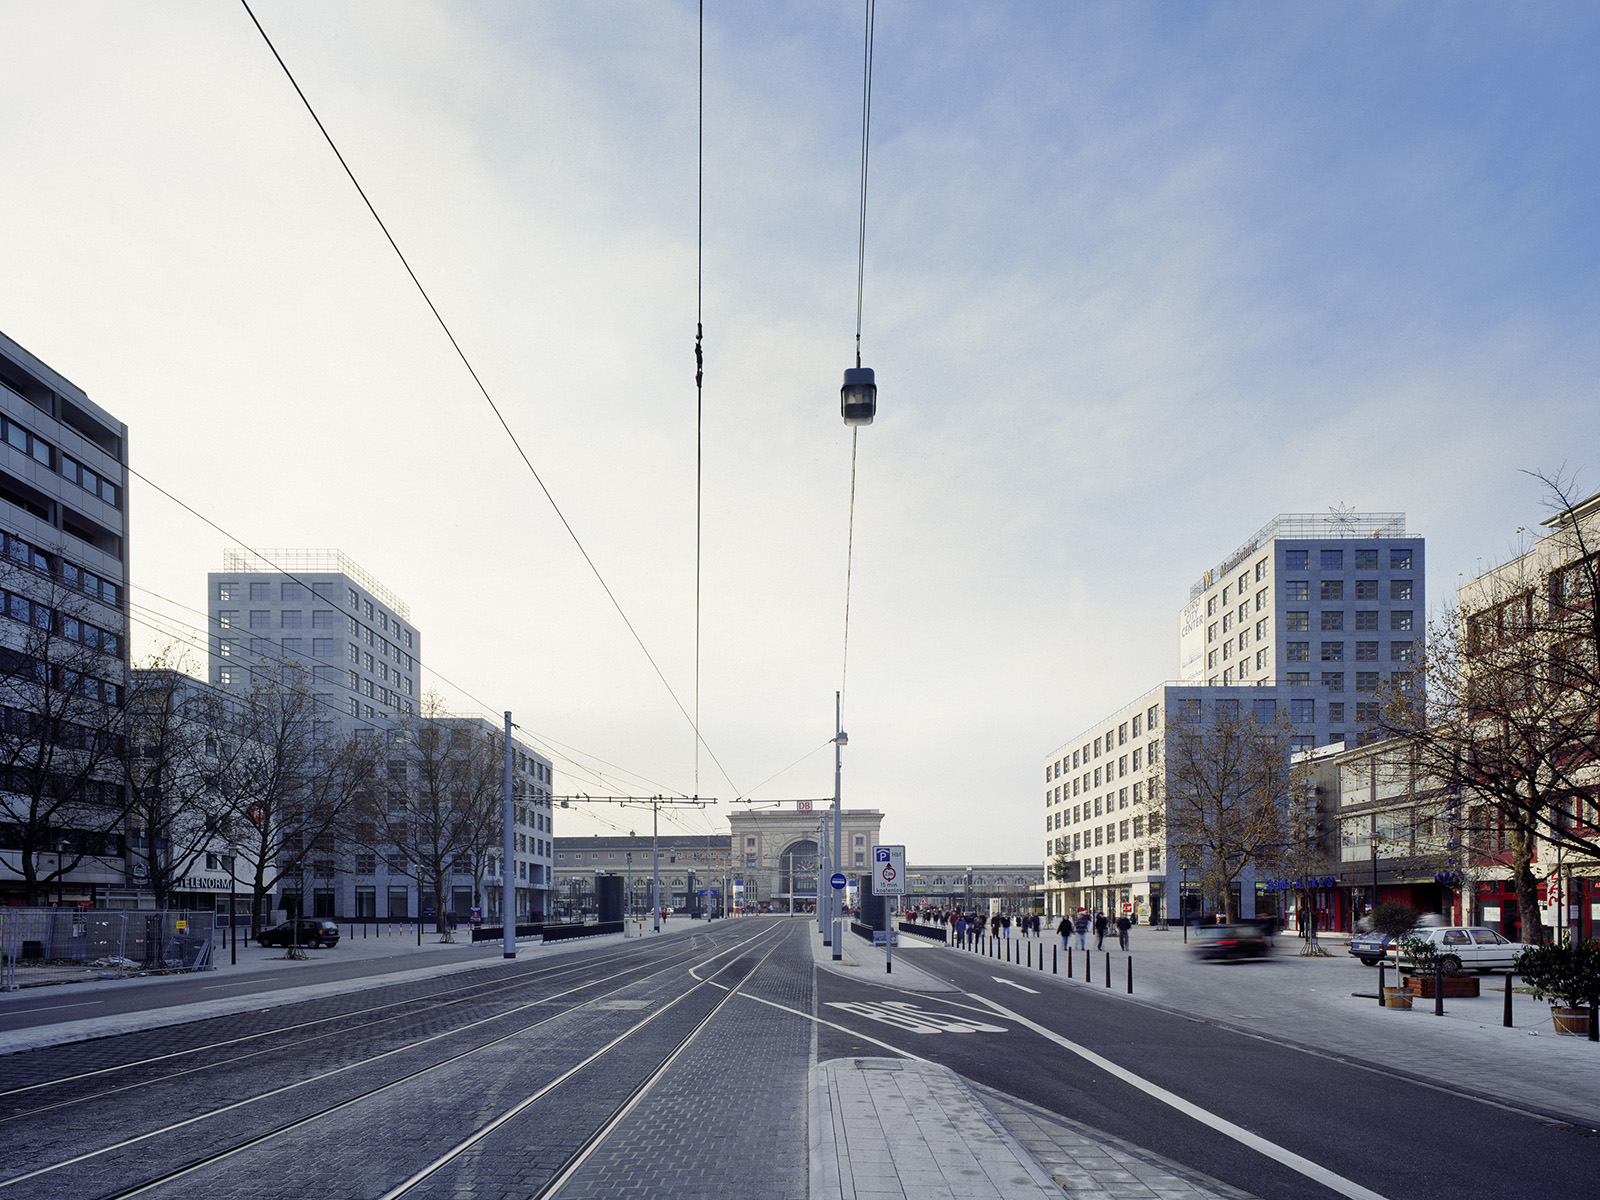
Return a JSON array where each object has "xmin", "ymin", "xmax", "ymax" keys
[
  {"xmin": 1190, "ymin": 924, "xmax": 1271, "ymax": 960},
  {"xmin": 1398, "ymin": 926, "xmax": 1531, "ymax": 973},
  {"xmin": 1348, "ymin": 931, "xmax": 1397, "ymax": 966},
  {"xmin": 256, "ymin": 918, "xmax": 341, "ymax": 949}
]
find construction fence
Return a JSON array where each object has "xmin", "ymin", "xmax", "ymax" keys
[{"xmin": 0, "ymin": 908, "xmax": 215, "ymax": 990}]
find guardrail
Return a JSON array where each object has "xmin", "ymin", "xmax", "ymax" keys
[
  {"xmin": 542, "ymin": 920, "xmax": 624, "ymax": 942},
  {"xmin": 896, "ymin": 920, "xmax": 947, "ymax": 943}
]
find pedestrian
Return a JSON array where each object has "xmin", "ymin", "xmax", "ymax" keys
[
  {"xmin": 1094, "ymin": 910, "xmax": 1108, "ymax": 950},
  {"xmin": 1056, "ymin": 913, "xmax": 1072, "ymax": 951},
  {"xmin": 954, "ymin": 914, "xmax": 966, "ymax": 946},
  {"xmin": 1073, "ymin": 908, "xmax": 1089, "ymax": 950},
  {"xmin": 1001, "ymin": 912, "xmax": 1011, "ymax": 939},
  {"xmin": 1116, "ymin": 913, "xmax": 1130, "ymax": 950},
  {"xmin": 1033, "ymin": 913, "xmax": 1042, "ymax": 937}
]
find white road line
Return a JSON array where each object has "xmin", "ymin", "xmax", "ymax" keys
[
  {"xmin": 0, "ymin": 1002, "xmax": 100, "ymax": 1015},
  {"xmin": 991, "ymin": 977, "xmax": 1039, "ymax": 994},
  {"xmin": 973, "ymin": 994, "xmax": 1392, "ymax": 1200}
]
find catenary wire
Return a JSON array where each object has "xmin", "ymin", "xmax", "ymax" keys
[{"xmin": 237, "ymin": 0, "xmax": 739, "ymax": 798}]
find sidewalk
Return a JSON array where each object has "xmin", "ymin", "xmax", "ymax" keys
[{"xmin": 0, "ymin": 917, "xmax": 702, "ymax": 1057}]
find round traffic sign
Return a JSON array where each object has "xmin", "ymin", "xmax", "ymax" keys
[{"xmin": 830, "ymin": 872, "xmax": 847, "ymax": 890}]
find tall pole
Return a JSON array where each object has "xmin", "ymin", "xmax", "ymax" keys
[
  {"xmin": 653, "ymin": 797, "xmax": 662, "ymax": 933},
  {"xmin": 833, "ymin": 691, "xmax": 844, "ymax": 961},
  {"xmin": 627, "ymin": 850, "xmax": 633, "ymax": 920},
  {"xmin": 502, "ymin": 711, "xmax": 516, "ymax": 959},
  {"xmin": 819, "ymin": 814, "xmax": 829, "ymax": 939}
]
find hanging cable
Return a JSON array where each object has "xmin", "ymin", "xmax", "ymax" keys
[
  {"xmin": 238, "ymin": 0, "xmax": 740, "ymax": 799},
  {"xmin": 840, "ymin": 0, "xmax": 876, "ymax": 707},
  {"xmin": 694, "ymin": 0, "xmax": 705, "ymax": 804}
]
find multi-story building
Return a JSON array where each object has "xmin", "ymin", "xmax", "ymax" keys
[
  {"xmin": 1178, "ymin": 511, "xmax": 1425, "ymax": 750},
  {"xmin": 730, "ymin": 806, "xmax": 884, "ymax": 913},
  {"xmin": 1044, "ymin": 509, "xmax": 1429, "ymax": 924},
  {"xmin": 901, "ymin": 864, "xmax": 1045, "ymax": 914},
  {"xmin": 208, "ymin": 549, "xmax": 420, "ymax": 725},
  {"xmin": 553, "ymin": 833, "xmax": 731, "ymax": 918},
  {"xmin": 205, "ymin": 552, "xmax": 553, "ymax": 923},
  {"xmin": 0, "ymin": 330, "xmax": 131, "ymax": 905}
]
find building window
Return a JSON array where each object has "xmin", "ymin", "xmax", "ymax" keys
[
  {"xmin": 250, "ymin": 582, "xmax": 271, "ymax": 601},
  {"xmin": 1322, "ymin": 672, "xmax": 1345, "ymax": 692},
  {"xmin": 281, "ymin": 610, "xmax": 302, "ymax": 629},
  {"xmin": 1356, "ymin": 671, "xmax": 1379, "ymax": 693},
  {"xmin": 1320, "ymin": 580, "xmax": 1343, "ymax": 601},
  {"xmin": 1391, "ymin": 549, "xmax": 1412, "ymax": 570},
  {"xmin": 1149, "ymin": 848, "xmax": 1161, "ymax": 872},
  {"xmin": 1390, "ymin": 641, "xmax": 1413, "ymax": 661},
  {"xmin": 218, "ymin": 667, "xmax": 235, "ymax": 685},
  {"xmin": 1290, "ymin": 699, "xmax": 1315, "ymax": 723},
  {"xmin": 1286, "ymin": 580, "xmax": 1309, "ymax": 601},
  {"xmin": 1321, "ymin": 550, "xmax": 1343, "ymax": 570},
  {"xmin": 1288, "ymin": 671, "xmax": 1310, "ymax": 685},
  {"xmin": 853, "ymin": 852, "xmax": 864, "ymax": 866},
  {"xmin": 1256, "ymin": 649, "xmax": 1267, "ymax": 669},
  {"xmin": 312, "ymin": 610, "xmax": 338, "ymax": 628},
  {"xmin": 1207, "ymin": 650, "xmax": 1217, "ymax": 670},
  {"xmin": 1391, "ymin": 580, "xmax": 1413, "ymax": 601},
  {"xmin": 1328, "ymin": 702, "xmax": 1345, "ymax": 722},
  {"xmin": 1147, "ymin": 705, "xmax": 1159, "ymax": 729},
  {"xmin": 1286, "ymin": 612, "xmax": 1309, "ymax": 632},
  {"xmin": 1354, "ymin": 549, "xmax": 1378, "ymax": 570},
  {"xmin": 1356, "ymin": 701, "xmax": 1380, "ymax": 724},
  {"xmin": 313, "ymin": 638, "xmax": 337, "ymax": 657},
  {"xmin": 1253, "ymin": 698, "xmax": 1276, "ymax": 720},
  {"xmin": 1355, "ymin": 579, "xmax": 1378, "ymax": 601},
  {"xmin": 249, "ymin": 610, "xmax": 270, "ymax": 629},
  {"xmin": 281, "ymin": 637, "xmax": 302, "ymax": 656},
  {"xmin": 1391, "ymin": 611, "xmax": 1413, "ymax": 631},
  {"xmin": 1355, "ymin": 610, "xmax": 1378, "ymax": 631},
  {"xmin": 1285, "ymin": 550, "xmax": 1308, "ymax": 570},
  {"xmin": 1354, "ymin": 641, "xmax": 1377, "ymax": 661},
  {"xmin": 1321, "ymin": 642, "xmax": 1344, "ymax": 662}
]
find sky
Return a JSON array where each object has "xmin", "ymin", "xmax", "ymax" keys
[{"xmin": 2, "ymin": 1, "xmax": 1598, "ymax": 864}]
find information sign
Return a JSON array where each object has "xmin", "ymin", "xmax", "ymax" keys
[
  {"xmin": 873, "ymin": 845, "xmax": 905, "ymax": 896},
  {"xmin": 830, "ymin": 872, "xmax": 847, "ymax": 890}
]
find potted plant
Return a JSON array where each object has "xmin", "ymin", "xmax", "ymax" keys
[
  {"xmin": 1370, "ymin": 902, "xmax": 1419, "ymax": 1009},
  {"xmin": 1396, "ymin": 935, "xmax": 1479, "ymax": 998},
  {"xmin": 1515, "ymin": 940, "xmax": 1600, "ymax": 1037}
]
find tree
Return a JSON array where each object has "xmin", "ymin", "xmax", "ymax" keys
[
  {"xmin": 356, "ymin": 700, "xmax": 501, "ymax": 942},
  {"xmin": 1375, "ymin": 472, "xmax": 1600, "ymax": 945},
  {"xmin": 0, "ymin": 555, "xmax": 130, "ymax": 904},
  {"xmin": 121, "ymin": 658, "xmax": 241, "ymax": 909},
  {"xmin": 215, "ymin": 663, "xmax": 379, "ymax": 946},
  {"xmin": 1146, "ymin": 700, "xmax": 1306, "ymax": 922}
]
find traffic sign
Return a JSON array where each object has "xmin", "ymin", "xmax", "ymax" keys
[
  {"xmin": 874, "ymin": 844, "xmax": 906, "ymax": 896},
  {"xmin": 830, "ymin": 872, "xmax": 847, "ymax": 890}
]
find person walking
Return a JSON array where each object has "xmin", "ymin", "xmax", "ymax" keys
[
  {"xmin": 1116, "ymin": 913, "xmax": 1131, "ymax": 950},
  {"xmin": 1056, "ymin": 912, "xmax": 1072, "ymax": 951},
  {"xmin": 1001, "ymin": 912, "xmax": 1012, "ymax": 939},
  {"xmin": 1073, "ymin": 909, "xmax": 1089, "ymax": 950},
  {"xmin": 1094, "ymin": 910, "xmax": 1108, "ymax": 950}
]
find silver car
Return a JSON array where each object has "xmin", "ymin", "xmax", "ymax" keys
[{"xmin": 1401, "ymin": 926, "xmax": 1529, "ymax": 973}]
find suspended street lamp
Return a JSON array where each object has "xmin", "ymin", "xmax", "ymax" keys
[{"xmin": 841, "ymin": 366, "xmax": 876, "ymax": 426}]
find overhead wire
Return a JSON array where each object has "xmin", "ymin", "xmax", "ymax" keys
[{"xmin": 237, "ymin": 0, "xmax": 741, "ymax": 800}]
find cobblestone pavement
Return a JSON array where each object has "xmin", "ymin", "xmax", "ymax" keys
[{"xmin": 0, "ymin": 919, "xmax": 808, "ymax": 1200}]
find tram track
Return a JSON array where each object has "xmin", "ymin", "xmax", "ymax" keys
[
  {"xmin": 0, "ymin": 924, "xmax": 732, "ymax": 1119},
  {"xmin": 0, "ymin": 921, "xmax": 787, "ymax": 1197}
]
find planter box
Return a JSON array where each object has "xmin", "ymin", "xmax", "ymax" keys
[
  {"xmin": 1382, "ymin": 987, "xmax": 1413, "ymax": 1010},
  {"xmin": 1551, "ymin": 1007, "xmax": 1592, "ymax": 1037},
  {"xmin": 1403, "ymin": 975, "xmax": 1480, "ymax": 999}
]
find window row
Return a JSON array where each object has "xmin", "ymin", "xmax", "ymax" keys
[
  {"xmin": 1284, "ymin": 610, "xmax": 1413, "ymax": 632},
  {"xmin": 1285, "ymin": 640, "xmax": 1414, "ymax": 662},
  {"xmin": 214, "ymin": 584, "xmax": 415, "ymax": 652},
  {"xmin": 1284, "ymin": 548, "xmax": 1413, "ymax": 572},
  {"xmin": 1, "ymin": 413, "xmax": 121, "ymax": 507},
  {"xmin": 3, "ymin": 531, "xmax": 121, "ymax": 609}
]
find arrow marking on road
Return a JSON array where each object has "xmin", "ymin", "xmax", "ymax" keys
[{"xmin": 991, "ymin": 976, "xmax": 1039, "ymax": 994}]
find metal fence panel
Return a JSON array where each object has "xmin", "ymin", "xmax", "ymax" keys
[{"xmin": 1, "ymin": 909, "xmax": 215, "ymax": 990}]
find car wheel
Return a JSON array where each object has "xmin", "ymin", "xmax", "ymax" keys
[
  {"xmin": 1441, "ymin": 954, "xmax": 1462, "ymax": 972},
  {"xmin": 1360, "ymin": 957, "xmax": 1380, "ymax": 966},
  {"xmin": 1476, "ymin": 967, "xmax": 1492, "ymax": 975}
]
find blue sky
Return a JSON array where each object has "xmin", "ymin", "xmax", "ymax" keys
[{"xmin": 1, "ymin": 2, "xmax": 1597, "ymax": 862}]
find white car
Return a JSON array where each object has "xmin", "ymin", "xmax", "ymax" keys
[{"xmin": 1400, "ymin": 926, "xmax": 1530, "ymax": 973}]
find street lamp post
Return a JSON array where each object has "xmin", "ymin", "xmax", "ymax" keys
[
  {"xmin": 54, "ymin": 839, "xmax": 68, "ymax": 907},
  {"xmin": 831, "ymin": 693, "xmax": 846, "ymax": 962}
]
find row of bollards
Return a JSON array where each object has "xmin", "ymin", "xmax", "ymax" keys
[{"xmin": 959, "ymin": 931, "xmax": 1132, "ymax": 994}]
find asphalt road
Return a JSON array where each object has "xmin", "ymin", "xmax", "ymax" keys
[{"xmin": 815, "ymin": 943, "xmax": 1600, "ymax": 1200}]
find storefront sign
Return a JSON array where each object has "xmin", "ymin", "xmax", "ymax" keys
[
  {"xmin": 1482, "ymin": 906, "xmax": 1501, "ymax": 922},
  {"xmin": 174, "ymin": 872, "xmax": 235, "ymax": 893}
]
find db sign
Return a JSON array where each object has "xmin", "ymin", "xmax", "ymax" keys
[{"xmin": 873, "ymin": 844, "xmax": 906, "ymax": 896}]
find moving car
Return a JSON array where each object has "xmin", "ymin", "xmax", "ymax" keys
[
  {"xmin": 256, "ymin": 918, "xmax": 341, "ymax": 949},
  {"xmin": 1348, "ymin": 931, "xmax": 1397, "ymax": 966},
  {"xmin": 1190, "ymin": 923, "xmax": 1271, "ymax": 960},
  {"xmin": 1398, "ymin": 926, "xmax": 1530, "ymax": 973}
]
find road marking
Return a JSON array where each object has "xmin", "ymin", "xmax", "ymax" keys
[
  {"xmin": 0, "ymin": 1001, "xmax": 100, "ymax": 1015},
  {"xmin": 202, "ymin": 981, "xmax": 262, "ymax": 990},
  {"xmin": 826, "ymin": 1000, "xmax": 1006, "ymax": 1035},
  {"xmin": 974, "ymin": 995, "xmax": 1391, "ymax": 1200},
  {"xmin": 991, "ymin": 976, "xmax": 1039, "ymax": 994}
]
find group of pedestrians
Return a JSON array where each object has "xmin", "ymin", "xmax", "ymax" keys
[
  {"xmin": 1056, "ymin": 907, "xmax": 1132, "ymax": 951},
  {"xmin": 906, "ymin": 907, "xmax": 1050, "ymax": 950}
]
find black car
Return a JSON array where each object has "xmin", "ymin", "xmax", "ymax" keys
[
  {"xmin": 1190, "ymin": 923, "xmax": 1271, "ymax": 960},
  {"xmin": 256, "ymin": 918, "xmax": 340, "ymax": 949}
]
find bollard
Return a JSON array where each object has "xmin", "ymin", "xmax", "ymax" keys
[
  {"xmin": 1503, "ymin": 972, "xmax": 1514, "ymax": 1028},
  {"xmin": 1027, "ymin": 941, "xmax": 1032, "ymax": 968},
  {"xmin": 1085, "ymin": 950, "xmax": 1092, "ymax": 984},
  {"xmin": 1377, "ymin": 962, "xmax": 1386, "ymax": 1008},
  {"xmin": 1127, "ymin": 955, "xmax": 1133, "ymax": 994},
  {"xmin": 1435, "ymin": 959, "xmax": 1445, "ymax": 1017},
  {"xmin": 1067, "ymin": 946, "xmax": 1073, "ymax": 978},
  {"xmin": 1105, "ymin": 951, "xmax": 1111, "ymax": 987},
  {"xmin": 1053, "ymin": 945, "xmax": 1058, "ymax": 974},
  {"xmin": 1590, "ymin": 998, "xmax": 1598, "ymax": 1043}
]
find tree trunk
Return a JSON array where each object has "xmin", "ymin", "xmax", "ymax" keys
[{"xmin": 1510, "ymin": 823, "xmax": 1544, "ymax": 944}]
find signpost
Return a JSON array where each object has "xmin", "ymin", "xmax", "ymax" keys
[{"xmin": 873, "ymin": 845, "xmax": 905, "ymax": 974}]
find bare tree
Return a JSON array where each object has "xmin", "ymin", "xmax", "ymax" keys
[
  {"xmin": 121, "ymin": 656, "xmax": 242, "ymax": 909},
  {"xmin": 357, "ymin": 699, "xmax": 500, "ymax": 942},
  {"xmin": 1146, "ymin": 701, "xmax": 1305, "ymax": 922},
  {"xmin": 0, "ymin": 556, "xmax": 129, "ymax": 904},
  {"xmin": 216, "ymin": 663, "xmax": 379, "ymax": 943},
  {"xmin": 1375, "ymin": 472, "xmax": 1600, "ymax": 944}
]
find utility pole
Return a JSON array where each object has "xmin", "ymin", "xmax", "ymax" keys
[
  {"xmin": 653, "ymin": 797, "xmax": 661, "ymax": 932},
  {"xmin": 833, "ymin": 691, "xmax": 846, "ymax": 962},
  {"xmin": 818, "ymin": 813, "xmax": 829, "ymax": 940},
  {"xmin": 502, "ymin": 711, "xmax": 516, "ymax": 959}
]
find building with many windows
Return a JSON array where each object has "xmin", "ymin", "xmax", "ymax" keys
[
  {"xmin": 0, "ymin": 329, "xmax": 131, "ymax": 904},
  {"xmin": 553, "ymin": 833, "xmax": 731, "ymax": 919},
  {"xmin": 730, "ymin": 807, "xmax": 884, "ymax": 913}
]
